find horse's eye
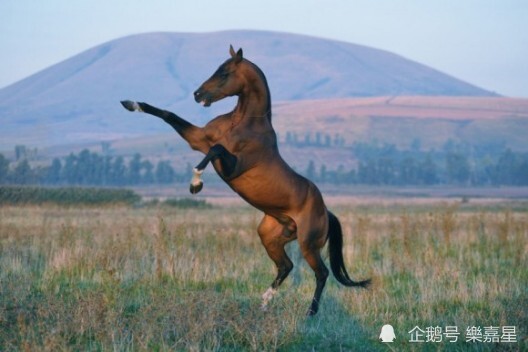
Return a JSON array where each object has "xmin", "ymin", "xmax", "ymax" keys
[{"xmin": 221, "ymin": 72, "xmax": 229, "ymax": 80}]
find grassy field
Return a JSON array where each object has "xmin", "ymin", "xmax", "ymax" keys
[{"xmin": 0, "ymin": 201, "xmax": 526, "ymax": 351}]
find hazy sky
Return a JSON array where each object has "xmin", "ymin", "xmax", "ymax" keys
[{"xmin": 2, "ymin": 0, "xmax": 527, "ymax": 97}]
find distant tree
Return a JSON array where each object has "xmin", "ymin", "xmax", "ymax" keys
[
  {"xmin": 62, "ymin": 153, "xmax": 78, "ymax": 184},
  {"xmin": 324, "ymin": 135, "xmax": 332, "ymax": 147},
  {"xmin": 76, "ymin": 149, "xmax": 93, "ymax": 185},
  {"xmin": 285, "ymin": 132, "xmax": 293, "ymax": 145},
  {"xmin": 315, "ymin": 132, "xmax": 322, "ymax": 146},
  {"xmin": 0, "ymin": 154, "xmax": 9, "ymax": 184},
  {"xmin": 156, "ymin": 160, "xmax": 175, "ymax": 183},
  {"xmin": 493, "ymin": 149, "xmax": 528, "ymax": 185},
  {"xmin": 292, "ymin": 133, "xmax": 298, "ymax": 145},
  {"xmin": 399, "ymin": 157, "xmax": 418, "ymax": 185},
  {"xmin": 127, "ymin": 153, "xmax": 143, "ymax": 185},
  {"xmin": 335, "ymin": 164, "xmax": 347, "ymax": 184},
  {"xmin": 333, "ymin": 134, "xmax": 345, "ymax": 147},
  {"xmin": 15, "ymin": 145, "xmax": 27, "ymax": 161},
  {"xmin": 378, "ymin": 157, "xmax": 396, "ymax": 185},
  {"xmin": 12, "ymin": 159, "xmax": 33, "ymax": 184},
  {"xmin": 472, "ymin": 155, "xmax": 494, "ymax": 185},
  {"xmin": 91, "ymin": 152, "xmax": 105, "ymax": 185},
  {"xmin": 358, "ymin": 159, "xmax": 377, "ymax": 184},
  {"xmin": 111, "ymin": 156, "xmax": 127, "ymax": 185},
  {"xmin": 446, "ymin": 152, "xmax": 470, "ymax": 185},
  {"xmin": 419, "ymin": 153, "xmax": 438, "ymax": 185},
  {"xmin": 102, "ymin": 156, "xmax": 113, "ymax": 186},
  {"xmin": 411, "ymin": 138, "xmax": 422, "ymax": 152},
  {"xmin": 442, "ymin": 139, "xmax": 456, "ymax": 154},
  {"xmin": 319, "ymin": 164, "xmax": 327, "ymax": 183},
  {"xmin": 46, "ymin": 158, "xmax": 62, "ymax": 184},
  {"xmin": 142, "ymin": 160, "xmax": 154, "ymax": 184},
  {"xmin": 346, "ymin": 169, "xmax": 358, "ymax": 184},
  {"xmin": 101, "ymin": 141, "xmax": 112, "ymax": 155},
  {"xmin": 517, "ymin": 156, "xmax": 528, "ymax": 185},
  {"xmin": 305, "ymin": 160, "xmax": 316, "ymax": 181},
  {"xmin": 304, "ymin": 133, "xmax": 311, "ymax": 146}
]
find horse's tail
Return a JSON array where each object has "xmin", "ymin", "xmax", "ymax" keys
[{"xmin": 327, "ymin": 211, "xmax": 371, "ymax": 288}]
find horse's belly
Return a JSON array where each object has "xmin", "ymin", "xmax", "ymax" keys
[{"xmin": 228, "ymin": 168, "xmax": 307, "ymax": 214}]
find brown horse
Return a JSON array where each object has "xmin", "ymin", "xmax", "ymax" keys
[{"xmin": 121, "ymin": 46, "xmax": 370, "ymax": 315}]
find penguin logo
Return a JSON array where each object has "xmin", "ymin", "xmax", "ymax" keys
[{"xmin": 379, "ymin": 324, "xmax": 396, "ymax": 342}]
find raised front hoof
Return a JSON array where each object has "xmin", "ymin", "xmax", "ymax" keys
[
  {"xmin": 120, "ymin": 100, "xmax": 138, "ymax": 111},
  {"xmin": 189, "ymin": 182, "xmax": 203, "ymax": 194}
]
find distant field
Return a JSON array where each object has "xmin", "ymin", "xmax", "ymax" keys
[
  {"xmin": 132, "ymin": 184, "xmax": 528, "ymax": 203},
  {"xmin": 1, "ymin": 201, "xmax": 526, "ymax": 350},
  {"xmin": 274, "ymin": 96, "xmax": 528, "ymax": 120},
  {"xmin": 272, "ymin": 96, "xmax": 528, "ymax": 151}
]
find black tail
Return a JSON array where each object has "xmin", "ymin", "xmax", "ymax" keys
[{"xmin": 327, "ymin": 211, "xmax": 371, "ymax": 288}]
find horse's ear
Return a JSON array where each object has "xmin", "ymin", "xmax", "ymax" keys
[
  {"xmin": 229, "ymin": 45, "xmax": 243, "ymax": 63},
  {"xmin": 235, "ymin": 48, "xmax": 243, "ymax": 63}
]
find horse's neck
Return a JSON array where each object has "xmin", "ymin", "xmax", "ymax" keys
[
  {"xmin": 232, "ymin": 63, "xmax": 271, "ymax": 124},
  {"xmin": 234, "ymin": 94, "xmax": 268, "ymax": 118}
]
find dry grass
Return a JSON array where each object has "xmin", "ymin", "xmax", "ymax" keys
[{"xmin": 1, "ymin": 202, "xmax": 526, "ymax": 351}]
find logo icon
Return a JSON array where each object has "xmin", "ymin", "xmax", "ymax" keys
[{"xmin": 380, "ymin": 324, "xmax": 396, "ymax": 342}]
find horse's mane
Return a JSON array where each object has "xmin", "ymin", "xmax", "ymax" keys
[{"xmin": 245, "ymin": 59, "xmax": 272, "ymax": 122}]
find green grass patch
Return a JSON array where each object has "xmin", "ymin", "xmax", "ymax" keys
[{"xmin": 0, "ymin": 186, "xmax": 141, "ymax": 206}]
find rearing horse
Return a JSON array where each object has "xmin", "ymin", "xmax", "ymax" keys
[{"xmin": 121, "ymin": 46, "xmax": 370, "ymax": 315}]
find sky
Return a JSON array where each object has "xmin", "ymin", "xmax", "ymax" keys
[{"xmin": 1, "ymin": 0, "xmax": 527, "ymax": 97}]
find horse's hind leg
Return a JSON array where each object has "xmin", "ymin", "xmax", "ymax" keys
[
  {"xmin": 258, "ymin": 215, "xmax": 296, "ymax": 310},
  {"xmin": 300, "ymin": 245, "xmax": 329, "ymax": 316},
  {"xmin": 297, "ymin": 221, "xmax": 330, "ymax": 316}
]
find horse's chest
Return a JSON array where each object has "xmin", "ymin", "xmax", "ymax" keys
[{"xmin": 205, "ymin": 125, "xmax": 252, "ymax": 152}]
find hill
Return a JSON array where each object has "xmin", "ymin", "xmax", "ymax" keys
[
  {"xmin": 0, "ymin": 30, "xmax": 498, "ymax": 148},
  {"xmin": 30, "ymin": 96, "xmax": 526, "ymax": 177}
]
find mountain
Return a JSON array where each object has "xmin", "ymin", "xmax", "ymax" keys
[{"xmin": 0, "ymin": 30, "xmax": 499, "ymax": 148}]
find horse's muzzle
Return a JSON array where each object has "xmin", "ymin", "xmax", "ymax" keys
[{"xmin": 193, "ymin": 89, "xmax": 212, "ymax": 107}]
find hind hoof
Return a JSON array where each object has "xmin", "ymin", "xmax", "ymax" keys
[
  {"xmin": 306, "ymin": 307, "xmax": 318, "ymax": 316},
  {"xmin": 189, "ymin": 182, "xmax": 203, "ymax": 194}
]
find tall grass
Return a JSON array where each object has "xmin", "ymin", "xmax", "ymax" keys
[{"xmin": 0, "ymin": 202, "xmax": 526, "ymax": 351}]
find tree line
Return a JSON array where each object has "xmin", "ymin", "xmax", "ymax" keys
[
  {"xmin": 283, "ymin": 131, "xmax": 346, "ymax": 148},
  {"xmin": 301, "ymin": 142, "xmax": 528, "ymax": 186},
  {"xmin": 1, "ymin": 142, "xmax": 527, "ymax": 187},
  {"xmin": 0, "ymin": 149, "xmax": 192, "ymax": 186}
]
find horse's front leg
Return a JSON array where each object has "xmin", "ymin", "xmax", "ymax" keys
[
  {"xmin": 190, "ymin": 144, "xmax": 237, "ymax": 194},
  {"xmin": 120, "ymin": 100, "xmax": 209, "ymax": 153}
]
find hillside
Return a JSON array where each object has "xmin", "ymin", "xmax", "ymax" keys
[
  {"xmin": 27, "ymin": 96, "xmax": 526, "ymax": 178},
  {"xmin": 0, "ymin": 30, "xmax": 498, "ymax": 149},
  {"xmin": 272, "ymin": 96, "xmax": 528, "ymax": 151}
]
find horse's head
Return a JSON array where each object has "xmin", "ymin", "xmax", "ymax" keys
[{"xmin": 194, "ymin": 45, "xmax": 246, "ymax": 107}]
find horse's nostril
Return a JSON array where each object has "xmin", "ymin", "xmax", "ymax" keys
[{"xmin": 193, "ymin": 90, "xmax": 202, "ymax": 103}]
